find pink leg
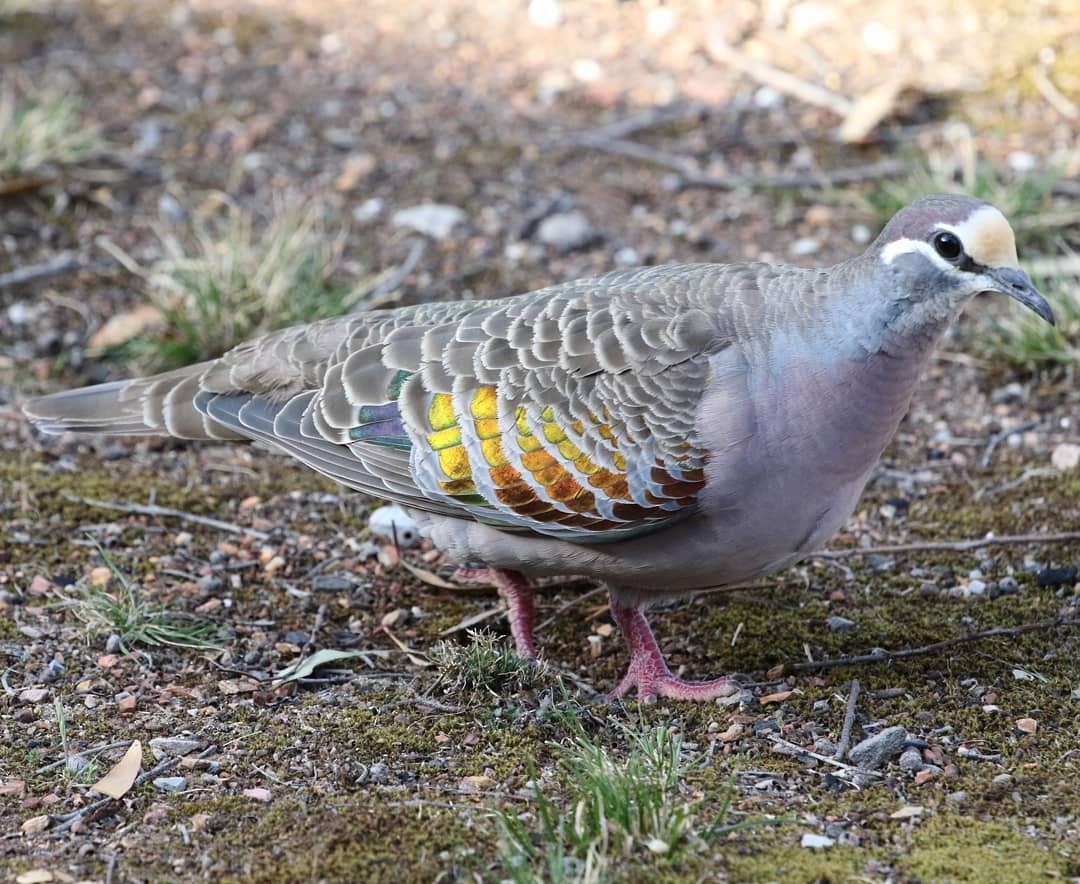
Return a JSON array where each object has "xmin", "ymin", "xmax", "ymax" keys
[
  {"xmin": 454, "ymin": 567, "xmax": 536, "ymax": 659},
  {"xmin": 608, "ymin": 594, "xmax": 737, "ymax": 702}
]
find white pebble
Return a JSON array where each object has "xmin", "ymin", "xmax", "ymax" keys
[
  {"xmin": 368, "ymin": 504, "xmax": 420, "ymax": 548},
  {"xmin": 801, "ymin": 833, "xmax": 835, "ymax": 849}
]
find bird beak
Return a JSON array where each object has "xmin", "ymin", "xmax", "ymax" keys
[{"xmin": 987, "ymin": 266, "xmax": 1056, "ymax": 325}]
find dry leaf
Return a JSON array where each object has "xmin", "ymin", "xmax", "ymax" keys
[
  {"xmin": 16, "ymin": 871, "xmax": 55, "ymax": 884},
  {"xmin": 890, "ymin": 805, "xmax": 925, "ymax": 820},
  {"xmin": 760, "ymin": 690, "xmax": 795, "ymax": 704},
  {"xmin": 399, "ymin": 560, "xmax": 466, "ymax": 589},
  {"xmin": 1015, "ymin": 717, "xmax": 1038, "ymax": 734},
  {"xmin": 273, "ymin": 649, "xmax": 368, "ymax": 684},
  {"xmin": 87, "ymin": 304, "xmax": 165, "ymax": 352},
  {"xmin": 91, "ymin": 740, "xmax": 142, "ymax": 799}
]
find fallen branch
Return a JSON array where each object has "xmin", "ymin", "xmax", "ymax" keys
[
  {"xmin": 818, "ymin": 530, "xmax": 1080, "ymax": 559},
  {"xmin": 789, "ymin": 618, "xmax": 1079, "ymax": 673},
  {"xmin": 767, "ymin": 734, "xmax": 879, "ymax": 777},
  {"xmin": 61, "ymin": 493, "xmax": 270, "ymax": 541}
]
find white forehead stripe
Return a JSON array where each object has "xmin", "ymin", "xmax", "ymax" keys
[
  {"xmin": 938, "ymin": 205, "xmax": 1018, "ymax": 268},
  {"xmin": 880, "ymin": 238, "xmax": 955, "ymax": 269}
]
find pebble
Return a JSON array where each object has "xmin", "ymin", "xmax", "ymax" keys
[
  {"xmin": 368, "ymin": 505, "xmax": 420, "ymax": 547},
  {"xmin": 149, "ymin": 738, "xmax": 203, "ymax": 760},
  {"xmin": 311, "ymin": 574, "xmax": 356, "ymax": 593},
  {"xmin": 898, "ymin": 748, "xmax": 925, "ymax": 772},
  {"xmin": 967, "ymin": 579, "xmax": 987, "ymax": 596},
  {"xmin": 153, "ymin": 776, "xmax": 187, "ymax": 792},
  {"xmin": 19, "ymin": 688, "xmax": 50, "ymax": 703},
  {"xmin": 997, "ymin": 576, "xmax": 1020, "ymax": 594},
  {"xmin": 197, "ymin": 575, "xmax": 223, "ymax": 594},
  {"xmin": 352, "ymin": 198, "xmax": 384, "ymax": 224},
  {"xmin": 1036, "ymin": 565, "xmax": 1077, "ymax": 588},
  {"xmin": 391, "ymin": 204, "xmax": 466, "ymax": 240},
  {"xmin": 367, "ymin": 762, "xmax": 392, "ymax": 784},
  {"xmin": 801, "ymin": 833, "xmax": 835, "ymax": 849},
  {"xmin": 1051, "ymin": 443, "xmax": 1080, "ymax": 472},
  {"xmin": 848, "ymin": 725, "xmax": 907, "ymax": 770},
  {"xmin": 536, "ymin": 211, "xmax": 598, "ymax": 253},
  {"xmin": 790, "ymin": 237, "xmax": 820, "ymax": 257},
  {"xmin": 826, "ymin": 615, "xmax": 858, "ymax": 633}
]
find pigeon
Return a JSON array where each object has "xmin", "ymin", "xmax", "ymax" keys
[{"xmin": 23, "ymin": 194, "xmax": 1055, "ymax": 701}]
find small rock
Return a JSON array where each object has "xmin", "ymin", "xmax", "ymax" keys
[
  {"xmin": 800, "ymin": 833, "xmax": 835, "ymax": 849},
  {"xmin": 826, "ymin": 615, "xmax": 858, "ymax": 633},
  {"xmin": 967, "ymin": 579, "xmax": 987, "ymax": 596},
  {"xmin": 153, "ymin": 776, "xmax": 187, "ymax": 792},
  {"xmin": 1051, "ymin": 442, "xmax": 1080, "ymax": 472},
  {"xmin": 849, "ymin": 725, "xmax": 908, "ymax": 770},
  {"xmin": 1036, "ymin": 565, "xmax": 1077, "ymax": 588},
  {"xmin": 1015, "ymin": 717, "xmax": 1038, "ymax": 734},
  {"xmin": 368, "ymin": 504, "xmax": 420, "ymax": 547},
  {"xmin": 392, "ymin": 204, "xmax": 467, "ymax": 240},
  {"xmin": 19, "ymin": 688, "xmax": 50, "ymax": 704},
  {"xmin": 352, "ymin": 198, "xmax": 384, "ymax": 223},
  {"xmin": 149, "ymin": 738, "xmax": 204, "ymax": 760},
  {"xmin": 367, "ymin": 762, "xmax": 391, "ymax": 784},
  {"xmin": 311, "ymin": 574, "xmax": 356, "ymax": 593},
  {"xmin": 899, "ymin": 748, "xmax": 925, "ymax": 772},
  {"xmin": 997, "ymin": 576, "xmax": 1020, "ymax": 595},
  {"xmin": 790, "ymin": 237, "xmax": 820, "ymax": 257},
  {"xmin": 947, "ymin": 790, "xmax": 968, "ymax": 803},
  {"xmin": 197, "ymin": 574, "xmax": 223, "ymax": 594},
  {"xmin": 536, "ymin": 211, "xmax": 598, "ymax": 253},
  {"xmin": 991, "ymin": 773, "xmax": 1013, "ymax": 787}
]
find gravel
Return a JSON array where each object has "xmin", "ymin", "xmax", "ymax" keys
[{"xmin": 535, "ymin": 211, "xmax": 599, "ymax": 253}]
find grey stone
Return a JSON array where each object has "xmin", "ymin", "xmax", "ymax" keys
[
  {"xmin": 392, "ymin": 204, "xmax": 467, "ymax": 240},
  {"xmin": 536, "ymin": 211, "xmax": 598, "ymax": 253},
  {"xmin": 149, "ymin": 737, "xmax": 204, "ymax": 760},
  {"xmin": 898, "ymin": 748, "xmax": 925, "ymax": 772},
  {"xmin": 848, "ymin": 726, "xmax": 908, "ymax": 770},
  {"xmin": 826, "ymin": 615, "xmax": 858, "ymax": 633},
  {"xmin": 153, "ymin": 776, "xmax": 187, "ymax": 792}
]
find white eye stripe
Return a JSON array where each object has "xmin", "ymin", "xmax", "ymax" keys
[{"xmin": 880, "ymin": 238, "xmax": 958, "ymax": 271}]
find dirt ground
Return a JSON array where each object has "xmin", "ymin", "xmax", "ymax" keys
[{"xmin": 2, "ymin": 1, "xmax": 1079, "ymax": 881}]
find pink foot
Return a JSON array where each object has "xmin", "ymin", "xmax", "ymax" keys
[
  {"xmin": 453, "ymin": 567, "xmax": 536, "ymax": 659},
  {"xmin": 608, "ymin": 596, "xmax": 738, "ymax": 702}
]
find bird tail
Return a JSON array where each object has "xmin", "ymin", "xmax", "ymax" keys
[{"xmin": 22, "ymin": 362, "xmax": 244, "ymax": 440}]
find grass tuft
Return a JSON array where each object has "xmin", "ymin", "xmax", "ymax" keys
[
  {"xmin": 61, "ymin": 546, "xmax": 222, "ymax": 653},
  {"xmin": 495, "ymin": 718, "xmax": 771, "ymax": 882},
  {"xmin": 110, "ymin": 196, "xmax": 374, "ymax": 369},
  {"xmin": 0, "ymin": 80, "xmax": 104, "ymax": 182},
  {"xmin": 430, "ymin": 630, "xmax": 541, "ymax": 697}
]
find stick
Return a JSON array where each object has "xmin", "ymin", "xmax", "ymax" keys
[
  {"xmin": 834, "ymin": 679, "xmax": 860, "ymax": 760},
  {"xmin": 61, "ymin": 493, "xmax": 270, "ymax": 541},
  {"xmin": 353, "ymin": 238, "xmax": 427, "ymax": 311},
  {"xmin": 789, "ymin": 618, "xmax": 1079, "ymax": 673},
  {"xmin": 767, "ymin": 734, "xmax": 879, "ymax": 776},
  {"xmin": 35, "ymin": 740, "xmax": 133, "ymax": 774},
  {"xmin": 577, "ymin": 102, "xmax": 707, "ymax": 140},
  {"xmin": 705, "ymin": 38, "xmax": 853, "ymax": 116},
  {"xmin": 817, "ymin": 530, "xmax": 1080, "ymax": 559},
  {"xmin": 0, "ymin": 253, "xmax": 117, "ymax": 290}
]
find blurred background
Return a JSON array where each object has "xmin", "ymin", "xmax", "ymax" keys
[{"xmin": 1, "ymin": 0, "xmax": 1077, "ymax": 393}]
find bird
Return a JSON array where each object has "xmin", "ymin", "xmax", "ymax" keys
[{"xmin": 23, "ymin": 194, "xmax": 1055, "ymax": 701}]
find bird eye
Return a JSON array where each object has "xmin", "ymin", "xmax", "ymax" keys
[{"xmin": 932, "ymin": 231, "xmax": 963, "ymax": 260}]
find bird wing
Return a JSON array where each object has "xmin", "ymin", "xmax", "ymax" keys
[{"xmin": 26, "ymin": 263, "xmax": 785, "ymax": 542}]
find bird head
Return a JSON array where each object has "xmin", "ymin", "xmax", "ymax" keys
[{"xmin": 874, "ymin": 194, "xmax": 1055, "ymax": 327}]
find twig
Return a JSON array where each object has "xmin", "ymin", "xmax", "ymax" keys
[
  {"xmin": 789, "ymin": 618, "xmax": 1079, "ymax": 673},
  {"xmin": 0, "ymin": 253, "xmax": 118, "ymax": 290},
  {"xmin": 1032, "ymin": 66, "xmax": 1078, "ymax": 120},
  {"xmin": 535, "ymin": 585, "xmax": 607, "ymax": 632},
  {"xmin": 680, "ymin": 157, "xmax": 907, "ymax": 191},
  {"xmin": 301, "ymin": 603, "xmax": 329, "ymax": 657},
  {"xmin": 767, "ymin": 734, "xmax": 879, "ymax": 776},
  {"xmin": 577, "ymin": 101, "xmax": 707, "ymax": 140},
  {"xmin": 974, "ymin": 467, "xmax": 1057, "ymax": 502},
  {"xmin": 1024, "ymin": 255, "xmax": 1080, "ymax": 278},
  {"xmin": 561, "ymin": 132, "xmax": 906, "ymax": 191},
  {"xmin": 817, "ymin": 530, "xmax": 1080, "ymax": 559},
  {"xmin": 354, "ymin": 238, "xmax": 427, "ymax": 311},
  {"xmin": 61, "ymin": 493, "xmax": 270, "ymax": 541},
  {"xmin": 35, "ymin": 739, "xmax": 133, "ymax": 775},
  {"xmin": 980, "ymin": 420, "xmax": 1037, "ymax": 468},
  {"xmin": 705, "ymin": 38, "xmax": 853, "ymax": 116},
  {"xmin": 834, "ymin": 679, "xmax": 860, "ymax": 761},
  {"xmin": 50, "ymin": 757, "xmax": 179, "ymax": 833}
]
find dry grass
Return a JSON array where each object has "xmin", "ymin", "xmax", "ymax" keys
[{"xmin": 0, "ymin": 80, "xmax": 103, "ymax": 181}]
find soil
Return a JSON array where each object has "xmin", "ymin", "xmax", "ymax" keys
[{"xmin": 1, "ymin": 1, "xmax": 1078, "ymax": 882}]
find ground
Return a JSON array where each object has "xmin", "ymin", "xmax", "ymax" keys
[{"xmin": 1, "ymin": 1, "xmax": 1079, "ymax": 882}]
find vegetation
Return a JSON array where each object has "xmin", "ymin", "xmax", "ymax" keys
[
  {"xmin": 0, "ymin": 79, "xmax": 103, "ymax": 181},
  {"xmin": 429, "ymin": 629, "xmax": 541, "ymax": 697}
]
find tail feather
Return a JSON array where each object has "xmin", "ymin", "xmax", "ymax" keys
[{"xmin": 22, "ymin": 364, "xmax": 244, "ymax": 440}]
